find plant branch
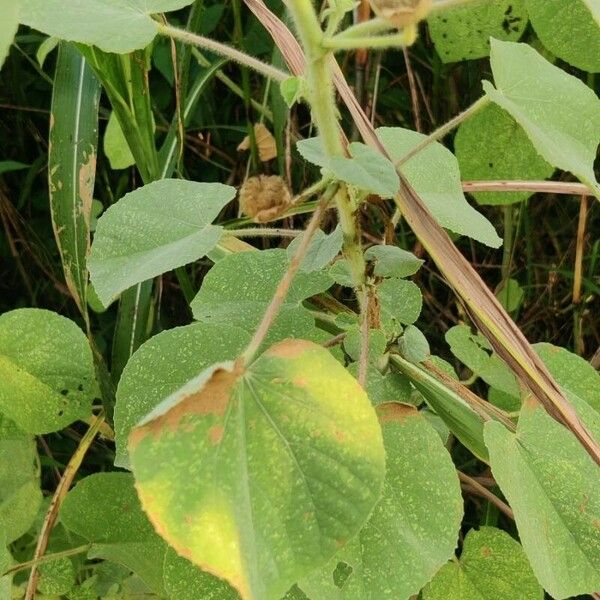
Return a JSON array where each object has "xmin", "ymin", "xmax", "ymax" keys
[
  {"xmin": 457, "ymin": 471, "xmax": 514, "ymax": 520},
  {"xmin": 334, "ymin": 17, "xmax": 395, "ymax": 39},
  {"xmin": 461, "ymin": 180, "xmax": 595, "ymax": 197},
  {"xmin": 323, "ymin": 30, "xmax": 415, "ymax": 51},
  {"xmin": 225, "ymin": 227, "xmax": 302, "ymax": 238},
  {"xmin": 157, "ymin": 23, "xmax": 290, "ymax": 82},
  {"xmin": 2, "ymin": 545, "xmax": 91, "ymax": 578},
  {"xmin": 430, "ymin": 0, "xmax": 479, "ymax": 13}
]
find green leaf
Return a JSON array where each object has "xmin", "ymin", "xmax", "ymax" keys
[
  {"xmin": 88, "ymin": 179, "xmax": 235, "ymax": 307},
  {"xmin": 495, "ymin": 278, "xmax": 524, "ymax": 312},
  {"xmin": 0, "ymin": 0, "xmax": 19, "ymax": 70},
  {"xmin": 61, "ymin": 472, "xmax": 168, "ymax": 595},
  {"xmin": 104, "ymin": 111, "xmax": 135, "ymax": 170},
  {"xmin": 299, "ymin": 404, "xmax": 462, "ymax": 600},
  {"xmin": 0, "ymin": 309, "xmax": 96, "ymax": 433},
  {"xmin": 163, "ymin": 547, "xmax": 239, "ymax": 600},
  {"xmin": 422, "ymin": 527, "xmax": 543, "ymax": 599},
  {"xmin": 0, "ymin": 415, "xmax": 42, "ymax": 543},
  {"xmin": 455, "ymin": 103, "xmax": 554, "ymax": 205},
  {"xmin": 20, "ymin": 0, "xmax": 195, "ymax": 54},
  {"xmin": 286, "ymin": 226, "xmax": 343, "ymax": 272},
  {"xmin": 129, "ymin": 339, "xmax": 386, "ymax": 600},
  {"xmin": 445, "ymin": 325, "xmax": 518, "ymax": 396},
  {"xmin": 364, "ymin": 245, "xmax": 423, "ymax": 278},
  {"xmin": 397, "ymin": 324, "xmax": 430, "ymax": 363},
  {"xmin": 38, "ymin": 558, "xmax": 75, "ymax": 596},
  {"xmin": 49, "ymin": 42, "xmax": 101, "ymax": 318},
  {"xmin": 527, "ymin": 0, "xmax": 600, "ymax": 72},
  {"xmin": 484, "ymin": 39, "xmax": 600, "ymax": 199},
  {"xmin": 280, "ymin": 76, "xmax": 304, "ymax": 108},
  {"xmin": 378, "ymin": 277, "xmax": 422, "ymax": 335},
  {"xmin": 377, "ymin": 127, "xmax": 502, "ymax": 248},
  {"xmin": 0, "ymin": 160, "xmax": 29, "ymax": 175},
  {"xmin": 114, "ymin": 322, "xmax": 251, "ymax": 468},
  {"xmin": 296, "ymin": 138, "xmax": 400, "ymax": 198},
  {"xmin": 484, "ymin": 402, "xmax": 600, "ymax": 598},
  {"xmin": 190, "ymin": 249, "xmax": 332, "ymax": 343},
  {"xmin": 0, "ymin": 528, "xmax": 11, "ymax": 599},
  {"xmin": 428, "ymin": 0, "xmax": 528, "ymax": 63}
]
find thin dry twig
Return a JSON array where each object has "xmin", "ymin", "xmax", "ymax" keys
[{"xmin": 458, "ymin": 471, "xmax": 514, "ymax": 521}]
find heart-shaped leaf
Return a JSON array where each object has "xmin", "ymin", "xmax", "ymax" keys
[{"xmin": 129, "ymin": 339, "xmax": 386, "ymax": 600}]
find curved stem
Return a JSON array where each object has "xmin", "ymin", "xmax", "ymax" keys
[
  {"xmin": 157, "ymin": 23, "xmax": 290, "ymax": 82},
  {"xmin": 335, "ymin": 16, "xmax": 395, "ymax": 39}
]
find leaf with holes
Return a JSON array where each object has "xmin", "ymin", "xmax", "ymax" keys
[
  {"xmin": 20, "ymin": 0, "xmax": 195, "ymax": 54},
  {"xmin": 129, "ymin": 339, "xmax": 386, "ymax": 600},
  {"xmin": 299, "ymin": 404, "xmax": 463, "ymax": 600},
  {"xmin": 428, "ymin": 0, "xmax": 528, "ymax": 62},
  {"xmin": 377, "ymin": 127, "xmax": 502, "ymax": 248},
  {"xmin": 455, "ymin": 104, "xmax": 554, "ymax": 205},
  {"xmin": 484, "ymin": 39, "xmax": 600, "ymax": 199},
  {"xmin": 484, "ymin": 402, "xmax": 600, "ymax": 598},
  {"xmin": 88, "ymin": 179, "xmax": 235, "ymax": 307},
  {"xmin": 527, "ymin": 0, "xmax": 600, "ymax": 72},
  {"xmin": 0, "ymin": 309, "xmax": 96, "ymax": 433},
  {"xmin": 422, "ymin": 527, "xmax": 543, "ymax": 599}
]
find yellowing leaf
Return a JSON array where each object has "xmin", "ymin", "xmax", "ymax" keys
[{"xmin": 129, "ymin": 339, "xmax": 385, "ymax": 600}]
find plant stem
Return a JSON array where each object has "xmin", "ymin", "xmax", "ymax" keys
[
  {"xmin": 241, "ymin": 189, "xmax": 335, "ymax": 364},
  {"xmin": 461, "ymin": 180, "xmax": 594, "ymax": 197},
  {"xmin": 157, "ymin": 23, "xmax": 289, "ymax": 82},
  {"xmin": 323, "ymin": 30, "xmax": 414, "ymax": 51},
  {"xmin": 457, "ymin": 471, "xmax": 514, "ymax": 520},
  {"xmin": 334, "ymin": 17, "xmax": 395, "ymax": 39},
  {"xmin": 226, "ymin": 227, "xmax": 302, "ymax": 238},
  {"xmin": 430, "ymin": 0, "xmax": 479, "ymax": 13},
  {"xmin": 2, "ymin": 545, "xmax": 91, "ymax": 577}
]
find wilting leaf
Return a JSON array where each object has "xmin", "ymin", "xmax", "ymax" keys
[
  {"xmin": 377, "ymin": 127, "xmax": 502, "ymax": 248},
  {"xmin": 428, "ymin": 0, "xmax": 527, "ymax": 62},
  {"xmin": 0, "ymin": 415, "xmax": 42, "ymax": 542},
  {"xmin": 61, "ymin": 472, "xmax": 168, "ymax": 595},
  {"xmin": 485, "ymin": 402, "xmax": 600, "ymax": 598},
  {"xmin": 455, "ymin": 103, "xmax": 554, "ymax": 205},
  {"xmin": 527, "ymin": 0, "xmax": 600, "ymax": 72},
  {"xmin": 20, "ymin": 0, "xmax": 195, "ymax": 54},
  {"xmin": 129, "ymin": 339, "xmax": 386, "ymax": 600},
  {"xmin": 484, "ymin": 39, "xmax": 600, "ymax": 199},
  {"xmin": 88, "ymin": 179, "xmax": 235, "ymax": 307},
  {"xmin": 0, "ymin": 309, "xmax": 96, "ymax": 433},
  {"xmin": 114, "ymin": 322, "xmax": 251, "ymax": 468},
  {"xmin": 299, "ymin": 404, "xmax": 462, "ymax": 600},
  {"xmin": 423, "ymin": 527, "xmax": 543, "ymax": 599},
  {"xmin": 49, "ymin": 42, "xmax": 101, "ymax": 317},
  {"xmin": 190, "ymin": 249, "xmax": 332, "ymax": 344}
]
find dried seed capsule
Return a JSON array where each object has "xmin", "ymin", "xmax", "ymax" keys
[
  {"xmin": 239, "ymin": 175, "xmax": 292, "ymax": 223},
  {"xmin": 368, "ymin": 0, "xmax": 432, "ymax": 27}
]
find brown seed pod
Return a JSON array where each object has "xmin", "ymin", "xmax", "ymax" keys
[
  {"xmin": 238, "ymin": 175, "xmax": 292, "ymax": 223},
  {"xmin": 368, "ymin": 0, "xmax": 432, "ymax": 28}
]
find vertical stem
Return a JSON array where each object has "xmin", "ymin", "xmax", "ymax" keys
[{"xmin": 573, "ymin": 194, "xmax": 588, "ymax": 355}]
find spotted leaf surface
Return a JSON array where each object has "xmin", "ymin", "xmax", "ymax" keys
[
  {"xmin": 129, "ymin": 339, "xmax": 386, "ymax": 600},
  {"xmin": 485, "ymin": 402, "xmax": 600, "ymax": 598},
  {"xmin": 423, "ymin": 527, "xmax": 542, "ymax": 599},
  {"xmin": 299, "ymin": 404, "xmax": 462, "ymax": 600},
  {"xmin": 0, "ymin": 309, "xmax": 96, "ymax": 433}
]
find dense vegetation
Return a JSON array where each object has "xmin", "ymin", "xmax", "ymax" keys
[{"xmin": 1, "ymin": 1, "xmax": 599, "ymax": 599}]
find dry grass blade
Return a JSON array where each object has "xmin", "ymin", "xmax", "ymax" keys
[{"xmin": 246, "ymin": 0, "xmax": 600, "ymax": 465}]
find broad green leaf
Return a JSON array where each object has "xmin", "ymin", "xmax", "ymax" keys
[
  {"xmin": 484, "ymin": 39, "xmax": 600, "ymax": 199},
  {"xmin": 485, "ymin": 402, "xmax": 600, "ymax": 598},
  {"xmin": 495, "ymin": 278, "xmax": 524, "ymax": 312},
  {"xmin": 0, "ymin": 415, "xmax": 42, "ymax": 542},
  {"xmin": 299, "ymin": 404, "xmax": 462, "ymax": 600},
  {"xmin": 286, "ymin": 226, "xmax": 343, "ymax": 272},
  {"xmin": 527, "ymin": 0, "xmax": 600, "ymax": 72},
  {"xmin": 378, "ymin": 277, "xmax": 422, "ymax": 335},
  {"xmin": 296, "ymin": 138, "xmax": 400, "ymax": 198},
  {"xmin": 364, "ymin": 245, "xmax": 423, "ymax": 278},
  {"xmin": 391, "ymin": 355, "xmax": 490, "ymax": 461},
  {"xmin": 104, "ymin": 111, "xmax": 135, "ymax": 170},
  {"xmin": 377, "ymin": 127, "xmax": 502, "ymax": 248},
  {"xmin": 88, "ymin": 179, "xmax": 235, "ymax": 307},
  {"xmin": 61, "ymin": 472, "xmax": 168, "ymax": 595},
  {"xmin": 397, "ymin": 324, "xmax": 430, "ymax": 363},
  {"xmin": 190, "ymin": 249, "xmax": 332, "ymax": 343},
  {"xmin": 20, "ymin": 0, "xmax": 195, "ymax": 54},
  {"xmin": 455, "ymin": 104, "xmax": 554, "ymax": 205},
  {"xmin": 49, "ymin": 42, "xmax": 101, "ymax": 318},
  {"xmin": 428, "ymin": 0, "xmax": 528, "ymax": 62},
  {"xmin": 38, "ymin": 558, "xmax": 75, "ymax": 596},
  {"xmin": 163, "ymin": 547, "xmax": 238, "ymax": 600},
  {"xmin": 0, "ymin": 309, "xmax": 96, "ymax": 433},
  {"xmin": 0, "ymin": 529, "xmax": 11, "ymax": 600},
  {"xmin": 129, "ymin": 339, "xmax": 386, "ymax": 600},
  {"xmin": 0, "ymin": 0, "xmax": 19, "ymax": 69},
  {"xmin": 114, "ymin": 322, "xmax": 251, "ymax": 468},
  {"xmin": 445, "ymin": 325, "xmax": 518, "ymax": 396},
  {"xmin": 422, "ymin": 527, "xmax": 543, "ymax": 599}
]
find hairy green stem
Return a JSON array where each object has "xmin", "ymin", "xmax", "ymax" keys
[
  {"xmin": 430, "ymin": 0, "xmax": 479, "ymax": 13},
  {"xmin": 334, "ymin": 16, "xmax": 395, "ymax": 39},
  {"xmin": 324, "ymin": 30, "xmax": 414, "ymax": 51}
]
